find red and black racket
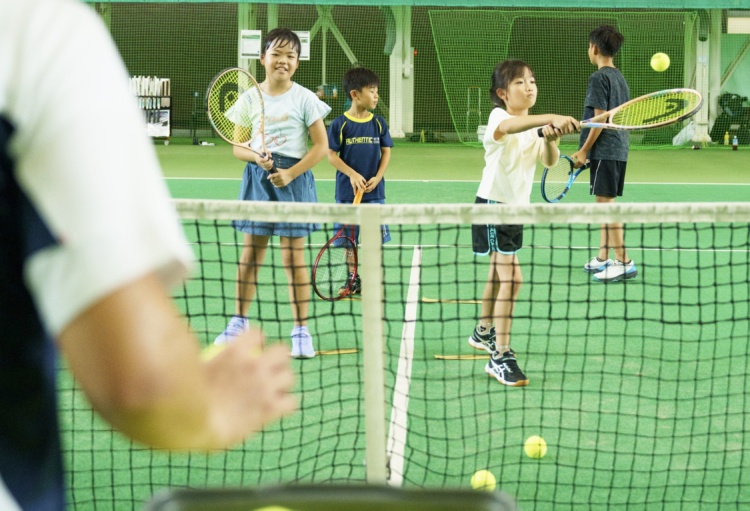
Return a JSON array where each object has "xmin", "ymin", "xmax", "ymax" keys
[{"xmin": 312, "ymin": 188, "xmax": 364, "ymax": 301}]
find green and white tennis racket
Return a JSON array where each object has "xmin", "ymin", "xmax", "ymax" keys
[
  {"xmin": 537, "ymin": 88, "xmax": 703, "ymax": 136},
  {"xmin": 206, "ymin": 67, "xmax": 276, "ymax": 173}
]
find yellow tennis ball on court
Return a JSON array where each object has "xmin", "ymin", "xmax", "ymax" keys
[
  {"xmin": 253, "ymin": 507, "xmax": 295, "ymax": 511},
  {"xmin": 470, "ymin": 469, "xmax": 496, "ymax": 491},
  {"xmin": 524, "ymin": 435, "xmax": 548, "ymax": 459},
  {"xmin": 650, "ymin": 52, "xmax": 670, "ymax": 72}
]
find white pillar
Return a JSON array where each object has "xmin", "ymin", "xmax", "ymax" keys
[
  {"xmin": 708, "ymin": 9, "xmax": 722, "ymax": 128},
  {"xmin": 693, "ymin": 16, "xmax": 711, "ymax": 142},
  {"xmin": 388, "ymin": 6, "xmax": 414, "ymax": 138},
  {"xmin": 268, "ymin": 4, "xmax": 278, "ymax": 31},
  {"xmin": 238, "ymin": 4, "xmax": 258, "ymax": 75}
]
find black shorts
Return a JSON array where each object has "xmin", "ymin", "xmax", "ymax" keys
[
  {"xmin": 472, "ymin": 197, "xmax": 524, "ymax": 255},
  {"xmin": 589, "ymin": 159, "xmax": 627, "ymax": 197}
]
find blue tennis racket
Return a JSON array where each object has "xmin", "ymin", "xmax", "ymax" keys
[{"xmin": 541, "ymin": 156, "xmax": 588, "ymax": 203}]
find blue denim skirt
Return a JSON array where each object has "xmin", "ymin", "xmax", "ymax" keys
[{"xmin": 233, "ymin": 154, "xmax": 321, "ymax": 238}]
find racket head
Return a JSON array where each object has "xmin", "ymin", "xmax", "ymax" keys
[
  {"xmin": 313, "ymin": 232, "xmax": 358, "ymax": 301},
  {"xmin": 312, "ymin": 189, "xmax": 364, "ymax": 301},
  {"xmin": 541, "ymin": 156, "xmax": 586, "ymax": 203},
  {"xmin": 206, "ymin": 67, "xmax": 267, "ymax": 155},
  {"xmin": 582, "ymin": 88, "xmax": 703, "ymax": 130}
]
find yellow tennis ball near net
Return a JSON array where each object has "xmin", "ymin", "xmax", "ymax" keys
[
  {"xmin": 524, "ymin": 435, "xmax": 548, "ymax": 459},
  {"xmin": 650, "ymin": 52, "xmax": 670, "ymax": 72},
  {"xmin": 470, "ymin": 469, "xmax": 496, "ymax": 491}
]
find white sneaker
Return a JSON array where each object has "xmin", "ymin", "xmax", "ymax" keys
[
  {"xmin": 593, "ymin": 259, "xmax": 638, "ymax": 283},
  {"xmin": 214, "ymin": 316, "xmax": 249, "ymax": 345},
  {"xmin": 583, "ymin": 257, "xmax": 613, "ymax": 274},
  {"xmin": 291, "ymin": 332, "xmax": 315, "ymax": 359}
]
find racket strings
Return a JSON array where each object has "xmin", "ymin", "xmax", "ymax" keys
[
  {"xmin": 613, "ymin": 91, "xmax": 702, "ymax": 127},
  {"xmin": 207, "ymin": 70, "xmax": 264, "ymax": 145},
  {"xmin": 315, "ymin": 246, "xmax": 351, "ymax": 299},
  {"xmin": 543, "ymin": 159, "xmax": 573, "ymax": 200}
]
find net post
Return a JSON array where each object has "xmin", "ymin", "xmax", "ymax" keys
[{"xmin": 359, "ymin": 205, "xmax": 388, "ymax": 484}]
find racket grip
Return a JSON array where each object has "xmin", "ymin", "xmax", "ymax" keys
[
  {"xmin": 263, "ymin": 152, "xmax": 277, "ymax": 174},
  {"xmin": 537, "ymin": 126, "xmax": 566, "ymax": 138}
]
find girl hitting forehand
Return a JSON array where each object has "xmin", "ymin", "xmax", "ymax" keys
[{"xmin": 469, "ymin": 60, "xmax": 578, "ymax": 386}]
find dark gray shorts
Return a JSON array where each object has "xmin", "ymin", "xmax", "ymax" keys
[{"xmin": 589, "ymin": 159, "xmax": 627, "ymax": 198}]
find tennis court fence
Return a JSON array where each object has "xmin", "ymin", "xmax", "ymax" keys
[
  {"xmin": 59, "ymin": 200, "xmax": 750, "ymax": 510},
  {"xmin": 84, "ymin": 2, "xmax": 750, "ymax": 147}
]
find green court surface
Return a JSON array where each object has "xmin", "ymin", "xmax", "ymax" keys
[
  {"xmin": 158, "ymin": 138, "xmax": 750, "ymax": 203},
  {"xmin": 60, "ymin": 140, "xmax": 750, "ymax": 511}
]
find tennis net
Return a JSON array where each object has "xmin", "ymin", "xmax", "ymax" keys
[{"xmin": 59, "ymin": 199, "xmax": 750, "ymax": 510}]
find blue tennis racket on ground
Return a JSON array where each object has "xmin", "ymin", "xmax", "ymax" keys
[{"xmin": 541, "ymin": 156, "xmax": 589, "ymax": 203}]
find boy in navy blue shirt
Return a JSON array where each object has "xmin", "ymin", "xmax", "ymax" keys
[{"xmin": 327, "ymin": 67, "xmax": 393, "ymax": 295}]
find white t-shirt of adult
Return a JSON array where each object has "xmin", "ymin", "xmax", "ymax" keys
[
  {"xmin": 0, "ymin": 0, "xmax": 193, "ymax": 336},
  {"xmin": 476, "ymin": 107, "xmax": 545, "ymax": 205}
]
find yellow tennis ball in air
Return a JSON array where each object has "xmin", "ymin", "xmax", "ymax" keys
[
  {"xmin": 470, "ymin": 469, "xmax": 496, "ymax": 491},
  {"xmin": 650, "ymin": 52, "xmax": 670, "ymax": 72},
  {"xmin": 524, "ymin": 435, "xmax": 548, "ymax": 459}
]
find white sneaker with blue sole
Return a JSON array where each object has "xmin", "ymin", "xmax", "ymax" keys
[
  {"xmin": 584, "ymin": 257, "xmax": 613, "ymax": 274},
  {"xmin": 593, "ymin": 259, "xmax": 638, "ymax": 283}
]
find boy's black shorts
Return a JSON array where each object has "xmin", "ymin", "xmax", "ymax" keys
[{"xmin": 589, "ymin": 159, "xmax": 627, "ymax": 197}]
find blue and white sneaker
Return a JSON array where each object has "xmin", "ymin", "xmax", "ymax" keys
[
  {"xmin": 291, "ymin": 331, "xmax": 316, "ymax": 359},
  {"xmin": 468, "ymin": 326, "xmax": 496, "ymax": 354},
  {"xmin": 485, "ymin": 350, "xmax": 528, "ymax": 387},
  {"xmin": 593, "ymin": 259, "xmax": 638, "ymax": 283},
  {"xmin": 214, "ymin": 315, "xmax": 249, "ymax": 345},
  {"xmin": 584, "ymin": 257, "xmax": 613, "ymax": 274}
]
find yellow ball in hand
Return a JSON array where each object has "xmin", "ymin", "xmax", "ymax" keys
[
  {"xmin": 201, "ymin": 343, "xmax": 227, "ymax": 360},
  {"xmin": 471, "ymin": 469, "xmax": 496, "ymax": 491},
  {"xmin": 650, "ymin": 52, "xmax": 670, "ymax": 72},
  {"xmin": 524, "ymin": 435, "xmax": 548, "ymax": 459}
]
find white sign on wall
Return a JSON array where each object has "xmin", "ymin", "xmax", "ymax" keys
[{"xmin": 240, "ymin": 30, "xmax": 310, "ymax": 60}]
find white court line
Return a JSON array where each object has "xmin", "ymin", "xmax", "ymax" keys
[{"xmin": 386, "ymin": 245, "xmax": 422, "ymax": 487}]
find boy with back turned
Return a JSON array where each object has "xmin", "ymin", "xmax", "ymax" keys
[{"xmin": 572, "ymin": 25, "xmax": 637, "ymax": 283}]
